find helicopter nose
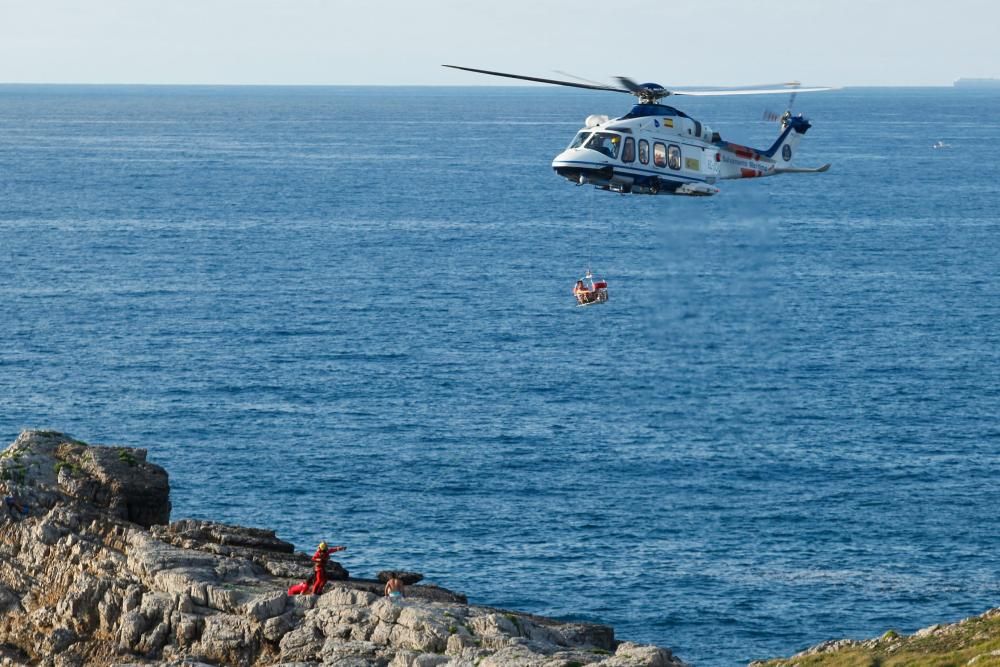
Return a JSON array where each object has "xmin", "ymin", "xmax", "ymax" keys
[
  {"xmin": 551, "ymin": 149, "xmax": 579, "ymax": 176},
  {"xmin": 552, "ymin": 149, "xmax": 614, "ymax": 184},
  {"xmin": 552, "ymin": 146, "xmax": 607, "ymax": 165},
  {"xmin": 552, "ymin": 147, "xmax": 612, "ymax": 168},
  {"xmin": 552, "ymin": 148, "xmax": 574, "ymax": 164}
]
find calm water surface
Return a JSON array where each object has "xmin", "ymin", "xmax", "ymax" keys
[{"xmin": 1, "ymin": 85, "xmax": 998, "ymax": 665}]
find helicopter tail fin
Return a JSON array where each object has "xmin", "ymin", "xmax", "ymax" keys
[{"xmin": 764, "ymin": 115, "xmax": 812, "ymax": 164}]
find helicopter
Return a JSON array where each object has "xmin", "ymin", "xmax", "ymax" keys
[{"xmin": 444, "ymin": 65, "xmax": 834, "ymax": 197}]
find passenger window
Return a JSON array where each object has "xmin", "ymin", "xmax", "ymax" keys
[
  {"xmin": 653, "ymin": 142, "xmax": 666, "ymax": 167},
  {"xmin": 668, "ymin": 144, "xmax": 682, "ymax": 170},
  {"xmin": 638, "ymin": 139, "xmax": 649, "ymax": 165},
  {"xmin": 621, "ymin": 137, "xmax": 635, "ymax": 163}
]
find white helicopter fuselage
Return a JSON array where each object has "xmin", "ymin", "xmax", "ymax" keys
[{"xmin": 551, "ymin": 102, "xmax": 820, "ymax": 196}]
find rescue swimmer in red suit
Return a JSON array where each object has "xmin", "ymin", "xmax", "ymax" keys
[{"xmin": 310, "ymin": 541, "xmax": 346, "ymax": 594}]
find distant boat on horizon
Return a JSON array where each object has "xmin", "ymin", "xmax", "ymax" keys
[{"xmin": 954, "ymin": 78, "xmax": 1000, "ymax": 87}]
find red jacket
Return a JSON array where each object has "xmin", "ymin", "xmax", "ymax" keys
[{"xmin": 311, "ymin": 545, "xmax": 344, "ymax": 569}]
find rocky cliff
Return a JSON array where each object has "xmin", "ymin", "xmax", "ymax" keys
[
  {"xmin": 0, "ymin": 430, "xmax": 685, "ymax": 667},
  {"xmin": 750, "ymin": 607, "xmax": 1000, "ymax": 667}
]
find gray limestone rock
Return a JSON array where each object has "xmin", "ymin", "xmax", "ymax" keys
[
  {"xmin": 197, "ymin": 614, "xmax": 258, "ymax": 665},
  {"xmin": 0, "ymin": 430, "xmax": 686, "ymax": 667},
  {"xmin": 377, "ymin": 570, "xmax": 425, "ymax": 585},
  {"xmin": 0, "ymin": 584, "xmax": 23, "ymax": 614}
]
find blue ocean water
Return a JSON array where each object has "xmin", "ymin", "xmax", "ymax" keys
[{"xmin": 1, "ymin": 84, "xmax": 998, "ymax": 665}]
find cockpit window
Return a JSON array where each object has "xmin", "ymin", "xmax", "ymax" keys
[
  {"xmin": 585, "ymin": 132, "xmax": 621, "ymax": 158},
  {"xmin": 569, "ymin": 131, "xmax": 591, "ymax": 149}
]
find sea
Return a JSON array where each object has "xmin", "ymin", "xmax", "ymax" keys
[{"xmin": 1, "ymin": 84, "xmax": 998, "ymax": 666}]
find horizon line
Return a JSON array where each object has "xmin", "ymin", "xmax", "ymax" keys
[{"xmin": 0, "ymin": 81, "xmax": 968, "ymax": 89}]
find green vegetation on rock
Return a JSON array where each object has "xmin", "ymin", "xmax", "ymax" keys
[
  {"xmin": 53, "ymin": 461, "xmax": 80, "ymax": 476},
  {"xmin": 116, "ymin": 448, "xmax": 138, "ymax": 466},
  {"xmin": 754, "ymin": 609, "xmax": 1000, "ymax": 667}
]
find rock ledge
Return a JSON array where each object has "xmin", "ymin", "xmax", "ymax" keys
[{"xmin": 0, "ymin": 430, "xmax": 686, "ymax": 667}]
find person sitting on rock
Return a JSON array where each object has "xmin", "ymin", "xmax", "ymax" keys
[
  {"xmin": 311, "ymin": 541, "xmax": 346, "ymax": 595},
  {"xmin": 384, "ymin": 572, "xmax": 405, "ymax": 600}
]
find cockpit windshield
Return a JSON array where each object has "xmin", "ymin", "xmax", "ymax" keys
[
  {"xmin": 568, "ymin": 131, "xmax": 591, "ymax": 149},
  {"xmin": 584, "ymin": 132, "xmax": 621, "ymax": 158}
]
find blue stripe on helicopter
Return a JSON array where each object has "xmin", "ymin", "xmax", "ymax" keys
[
  {"xmin": 552, "ymin": 160, "xmax": 709, "ymax": 183},
  {"xmin": 755, "ymin": 116, "xmax": 809, "ymax": 158}
]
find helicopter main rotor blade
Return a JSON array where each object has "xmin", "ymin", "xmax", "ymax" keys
[
  {"xmin": 615, "ymin": 77, "xmax": 832, "ymax": 98},
  {"xmin": 670, "ymin": 81, "xmax": 800, "ymax": 92},
  {"xmin": 552, "ymin": 70, "xmax": 611, "ymax": 88},
  {"xmin": 443, "ymin": 65, "xmax": 631, "ymax": 94},
  {"xmin": 613, "ymin": 76, "xmax": 645, "ymax": 93},
  {"xmin": 673, "ymin": 86, "xmax": 834, "ymax": 96},
  {"xmin": 444, "ymin": 66, "xmax": 835, "ymax": 99}
]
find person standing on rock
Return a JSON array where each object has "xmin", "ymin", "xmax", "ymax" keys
[{"xmin": 311, "ymin": 541, "xmax": 346, "ymax": 594}]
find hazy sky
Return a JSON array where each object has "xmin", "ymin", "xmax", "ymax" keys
[{"xmin": 2, "ymin": 0, "xmax": 997, "ymax": 86}]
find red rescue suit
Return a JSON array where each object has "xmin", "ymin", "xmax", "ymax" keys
[
  {"xmin": 310, "ymin": 545, "xmax": 345, "ymax": 594},
  {"xmin": 311, "ymin": 547, "xmax": 330, "ymax": 594},
  {"xmin": 287, "ymin": 581, "xmax": 310, "ymax": 596}
]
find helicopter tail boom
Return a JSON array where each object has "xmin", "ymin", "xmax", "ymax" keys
[{"xmin": 716, "ymin": 114, "xmax": 826, "ymax": 181}]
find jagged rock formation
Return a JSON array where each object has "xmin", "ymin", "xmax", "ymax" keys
[{"xmin": 0, "ymin": 430, "xmax": 685, "ymax": 667}]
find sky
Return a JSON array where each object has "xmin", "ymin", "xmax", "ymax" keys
[{"xmin": 1, "ymin": 0, "xmax": 997, "ymax": 87}]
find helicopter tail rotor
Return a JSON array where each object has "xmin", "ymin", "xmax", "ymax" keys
[{"xmin": 763, "ymin": 82, "xmax": 802, "ymax": 123}]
